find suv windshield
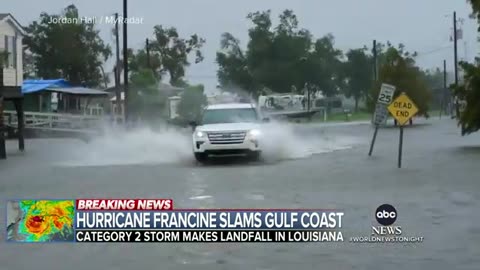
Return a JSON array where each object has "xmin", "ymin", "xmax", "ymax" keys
[{"xmin": 201, "ymin": 108, "xmax": 258, "ymax": 124}]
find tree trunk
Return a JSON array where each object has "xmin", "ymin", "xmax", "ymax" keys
[
  {"xmin": 99, "ymin": 66, "xmax": 108, "ymax": 88},
  {"xmin": 114, "ymin": 66, "xmax": 122, "ymax": 124},
  {"xmin": 354, "ymin": 96, "xmax": 359, "ymax": 113}
]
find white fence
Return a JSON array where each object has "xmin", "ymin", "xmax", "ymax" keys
[{"xmin": 3, "ymin": 110, "xmax": 107, "ymax": 131}]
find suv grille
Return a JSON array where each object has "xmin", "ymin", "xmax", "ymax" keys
[{"xmin": 207, "ymin": 131, "xmax": 246, "ymax": 144}]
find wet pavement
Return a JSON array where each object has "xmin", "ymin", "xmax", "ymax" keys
[{"xmin": 0, "ymin": 118, "xmax": 479, "ymax": 270}]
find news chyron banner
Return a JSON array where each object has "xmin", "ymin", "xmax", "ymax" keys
[{"xmin": 6, "ymin": 199, "xmax": 345, "ymax": 243}]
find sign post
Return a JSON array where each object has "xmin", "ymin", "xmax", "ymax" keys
[
  {"xmin": 387, "ymin": 92, "xmax": 419, "ymax": 168},
  {"xmin": 368, "ymin": 83, "xmax": 396, "ymax": 156}
]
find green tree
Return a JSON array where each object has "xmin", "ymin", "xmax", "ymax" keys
[
  {"xmin": 149, "ymin": 26, "xmax": 205, "ymax": 86},
  {"xmin": 368, "ymin": 44, "xmax": 431, "ymax": 115},
  {"xmin": 216, "ymin": 32, "xmax": 256, "ymax": 92},
  {"xmin": 129, "ymin": 49, "xmax": 163, "ymax": 79},
  {"xmin": 128, "ymin": 68, "xmax": 167, "ymax": 122},
  {"xmin": 120, "ymin": 26, "xmax": 205, "ymax": 87},
  {"xmin": 305, "ymin": 34, "xmax": 344, "ymax": 97},
  {"xmin": 216, "ymin": 9, "xmax": 344, "ymax": 98},
  {"xmin": 23, "ymin": 50, "xmax": 36, "ymax": 79},
  {"xmin": 421, "ymin": 68, "xmax": 445, "ymax": 90},
  {"xmin": 453, "ymin": 60, "xmax": 480, "ymax": 134},
  {"xmin": 342, "ymin": 47, "xmax": 373, "ymax": 111},
  {"xmin": 24, "ymin": 5, "xmax": 111, "ymax": 87},
  {"xmin": 177, "ymin": 85, "xmax": 207, "ymax": 122},
  {"xmin": 448, "ymin": 0, "xmax": 480, "ymax": 135}
]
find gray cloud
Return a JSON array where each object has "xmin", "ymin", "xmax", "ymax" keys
[{"xmin": 3, "ymin": 0, "xmax": 477, "ymax": 93}]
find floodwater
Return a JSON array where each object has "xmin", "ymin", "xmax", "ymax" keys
[{"xmin": 1, "ymin": 118, "xmax": 479, "ymax": 270}]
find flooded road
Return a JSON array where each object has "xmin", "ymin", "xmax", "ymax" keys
[{"xmin": 1, "ymin": 118, "xmax": 479, "ymax": 269}]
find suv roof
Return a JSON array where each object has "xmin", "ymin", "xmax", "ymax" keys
[{"xmin": 206, "ymin": 103, "xmax": 257, "ymax": 110}]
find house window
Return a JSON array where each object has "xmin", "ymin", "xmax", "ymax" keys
[{"xmin": 4, "ymin": 36, "xmax": 16, "ymax": 68}]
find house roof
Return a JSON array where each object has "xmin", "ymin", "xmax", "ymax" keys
[
  {"xmin": 45, "ymin": 87, "xmax": 108, "ymax": 96},
  {"xmin": 22, "ymin": 79, "xmax": 107, "ymax": 96},
  {"xmin": 0, "ymin": 13, "xmax": 26, "ymax": 35},
  {"xmin": 22, "ymin": 79, "xmax": 71, "ymax": 94},
  {"xmin": 104, "ymin": 82, "xmax": 185, "ymax": 92}
]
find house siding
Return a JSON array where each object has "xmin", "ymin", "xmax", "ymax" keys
[
  {"xmin": 16, "ymin": 35, "xmax": 22, "ymax": 85},
  {"xmin": 0, "ymin": 17, "xmax": 23, "ymax": 87},
  {"xmin": 0, "ymin": 22, "xmax": 16, "ymax": 36},
  {"xmin": 2, "ymin": 68, "xmax": 16, "ymax": 86}
]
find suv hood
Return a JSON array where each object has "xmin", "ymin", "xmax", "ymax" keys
[{"xmin": 196, "ymin": 123, "xmax": 261, "ymax": 132}]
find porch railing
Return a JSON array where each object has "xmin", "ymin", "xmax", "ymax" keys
[{"xmin": 3, "ymin": 110, "xmax": 106, "ymax": 131}]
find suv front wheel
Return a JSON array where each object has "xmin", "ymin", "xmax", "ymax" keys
[{"xmin": 194, "ymin": 153, "xmax": 208, "ymax": 163}]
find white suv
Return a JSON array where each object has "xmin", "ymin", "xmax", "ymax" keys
[{"xmin": 191, "ymin": 103, "xmax": 269, "ymax": 163}]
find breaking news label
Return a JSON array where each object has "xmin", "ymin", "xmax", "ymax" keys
[
  {"xmin": 6, "ymin": 199, "xmax": 345, "ymax": 243},
  {"xmin": 6, "ymin": 200, "xmax": 424, "ymax": 244}
]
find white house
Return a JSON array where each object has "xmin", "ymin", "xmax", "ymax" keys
[
  {"xmin": 0, "ymin": 13, "xmax": 25, "ymax": 98},
  {"xmin": 0, "ymin": 13, "xmax": 26, "ymax": 157}
]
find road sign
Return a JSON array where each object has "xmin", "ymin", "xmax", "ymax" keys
[
  {"xmin": 373, "ymin": 104, "xmax": 389, "ymax": 125},
  {"xmin": 369, "ymin": 83, "xmax": 396, "ymax": 156},
  {"xmin": 388, "ymin": 93, "xmax": 419, "ymax": 126},
  {"xmin": 388, "ymin": 93, "xmax": 418, "ymax": 168},
  {"xmin": 376, "ymin": 84, "xmax": 396, "ymax": 105},
  {"xmin": 373, "ymin": 84, "xmax": 396, "ymax": 125}
]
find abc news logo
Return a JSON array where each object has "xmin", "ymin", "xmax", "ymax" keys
[{"xmin": 372, "ymin": 204, "xmax": 402, "ymax": 235}]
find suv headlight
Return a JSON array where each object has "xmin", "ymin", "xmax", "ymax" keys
[
  {"xmin": 195, "ymin": 131, "xmax": 205, "ymax": 138},
  {"xmin": 248, "ymin": 129, "xmax": 262, "ymax": 137}
]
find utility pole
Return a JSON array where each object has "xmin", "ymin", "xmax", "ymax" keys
[
  {"xmin": 454, "ymin": 12, "xmax": 459, "ymax": 85},
  {"xmin": 368, "ymin": 40, "xmax": 379, "ymax": 156},
  {"xmin": 305, "ymin": 83, "xmax": 311, "ymax": 112},
  {"xmin": 440, "ymin": 59, "xmax": 447, "ymax": 119},
  {"xmin": 114, "ymin": 13, "xmax": 121, "ymax": 123},
  {"xmin": 122, "ymin": 0, "xmax": 129, "ymax": 125},
  {"xmin": 453, "ymin": 11, "xmax": 460, "ymax": 119},
  {"xmin": 373, "ymin": 40, "xmax": 378, "ymax": 81},
  {"xmin": 146, "ymin": 38, "xmax": 151, "ymax": 69}
]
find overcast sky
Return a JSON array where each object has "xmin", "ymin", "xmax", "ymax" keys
[{"xmin": 3, "ymin": 0, "xmax": 478, "ymax": 93}]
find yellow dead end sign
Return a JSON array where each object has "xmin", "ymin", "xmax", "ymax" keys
[{"xmin": 388, "ymin": 93, "xmax": 419, "ymax": 125}]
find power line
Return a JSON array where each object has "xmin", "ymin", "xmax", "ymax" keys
[{"xmin": 415, "ymin": 45, "xmax": 453, "ymax": 58}]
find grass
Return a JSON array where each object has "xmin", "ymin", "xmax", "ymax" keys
[
  {"xmin": 303, "ymin": 111, "xmax": 371, "ymax": 123},
  {"xmin": 324, "ymin": 111, "xmax": 372, "ymax": 122}
]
